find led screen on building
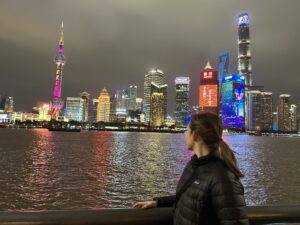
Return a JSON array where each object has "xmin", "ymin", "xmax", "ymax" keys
[
  {"xmin": 222, "ymin": 75, "xmax": 245, "ymax": 128},
  {"xmin": 199, "ymin": 85, "xmax": 218, "ymax": 108}
]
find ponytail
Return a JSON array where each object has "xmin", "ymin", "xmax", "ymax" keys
[
  {"xmin": 219, "ymin": 140, "xmax": 244, "ymax": 178},
  {"xmin": 189, "ymin": 112, "xmax": 244, "ymax": 178}
]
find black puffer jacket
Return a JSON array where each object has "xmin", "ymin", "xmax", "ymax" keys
[{"xmin": 154, "ymin": 154, "xmax": 249, "ymax": 225}]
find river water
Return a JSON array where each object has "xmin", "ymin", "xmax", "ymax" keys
[{"xmin": 0, "ymin": 128, "xmax": 299, "ymax": 210}]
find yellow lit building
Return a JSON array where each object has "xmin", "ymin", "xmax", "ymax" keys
[
  {"xmin": 97, "ymin": 88, "xmax": 110, "ymax": 122},
  {"xmin": 150, "ymin": 92, "xmax": 166, "ymax": 126},
  {"xmin": 36, "ymin": 102, "xmax": 51, "ymax": 121}
]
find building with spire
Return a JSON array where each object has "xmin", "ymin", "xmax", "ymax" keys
[
  {"xmin": 51, "ymin": 22, "xmax": 66, "ymax": 120},
  {"xmin": 199, "ymin": 62, "xmax": 219, "ymax": 115}
]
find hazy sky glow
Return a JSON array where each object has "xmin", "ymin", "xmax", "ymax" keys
[{"xmin": 0, "ymin": 0, "xmax": 299, "ymax": 113}]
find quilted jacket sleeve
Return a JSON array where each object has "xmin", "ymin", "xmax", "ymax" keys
[
  {"xmin": 210, "ymin": 177, "xmax": 249, "ymax": 225},
  {"xmin": 153, "ymin": 195, "xmax": 176, "ymax": 207}
]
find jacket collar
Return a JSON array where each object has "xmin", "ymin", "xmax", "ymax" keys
[{"xmin": 191, "ymin": 152, "xmax": 219, "ymax": 169}]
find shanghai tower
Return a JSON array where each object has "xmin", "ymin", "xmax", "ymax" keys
[
  {"xmin": 238, "ymin": 13, "xmax": 252, "ymax": 87},
  {"xmin": 51, "ymin": 22, "xmax": 66, "ymax": 119}
]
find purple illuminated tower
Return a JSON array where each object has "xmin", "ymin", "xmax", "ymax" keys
[{"xmin": 51, "ymin": 22, "xmax": 66, "ymax": 119}]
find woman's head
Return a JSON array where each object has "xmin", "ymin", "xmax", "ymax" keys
[{"xmin": 186, "ymin": 112, "xmax": 244, "ymax": 178}]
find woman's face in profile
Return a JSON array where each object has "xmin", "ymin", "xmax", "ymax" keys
[{"xmin": 185, "ymin": 125, "xmax": 194, "ymax": 151}]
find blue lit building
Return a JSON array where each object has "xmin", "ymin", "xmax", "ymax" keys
[
  {"xmin": 222, "ymin": 74, "xmax": 245, "ymax": 129},
  {"xmin": 218, "ymin": 51, "xmax": 230, "ymax": 116}
]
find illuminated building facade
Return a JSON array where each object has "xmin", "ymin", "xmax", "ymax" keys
[
  {"xmin": 129, "ymin": 85, "xmax": 137, "ymax": 111},
  {"xmin": 238, "ymin": 13, "xmax": 252, "ymax": 87},
  {"xmin": 97, "ymin": 88, "xmax": 110, "ymax": 122},
  {"xmin": 136, "ymin": 98, "xmax": 143, "ymax": 112},
  {"xmin": 0, "ymin": 113, "xmax": 10, "ymax": 123},
  {"xmin": 143, "ymin": 69, "xmax": 164, "ymax": 122},
  {"xmin": 35, "ymin": 101, "xmax": 51, "ymax": 121},
  {"xmin": 247, "ymin": 90, "xmax": 261, "ymax": 131},
  {"xmin": 0, "ymin": 94, "xmax": 13, "ymax": 113},
  {"xmin": 222, "ymin": 74, "xmax": 245, "ymax": 129},
  {"xmin": 218, "ymin": 52, "xmax": 230, "ymax": 115},
  {"xmin": 92, "ymin": 99, "xmax": 99, "ymax": 122},
  {"xmin": 115, "ymin": 89, "xmax": 128, "ymax": 121},
  {"xmin": 289, "ymin": 104, "xmax": 298, "ymax": 132},
  {"xmin": 199, "ymin": 62, "xmax": 218, "ymax": 114},
  {"xmin": 260, "ymin": 92, "xmax": 273, "ymax": 131},
  {"xmin": 278, "ymin": 94, "xmax": 290, "ymax": 132},
  {"xmin": 51, "ymin": 22, "xmax": 66, "ymax": 119},
  {"xmin": 66, "ymin": 97, "xmax": 84, "ymax": 122},
  {"xmin": 150, "ymin": 83, "xmax": 167, "ymax": 126},
  {"xmin": 272, "ymin": 112, "xmax": 278, "ymax": 131},
  {"xmin": 238, "ymin": 13, "xmax": 252, "ymax": 130},
  {"xmin": 174, "ymin": 77, "xmax": 190, "ymax": 125},
  {"xmin": 80, "ymin": 91, "xmax": 90, "ymax": 122},
  {"xmin": 150, "ymin": 93, "xmax": 165, "ymax": 126}
]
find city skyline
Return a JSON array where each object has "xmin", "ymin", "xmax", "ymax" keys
[{"xmin": 0, "ymin": 0, "xmax": 300, "ymax": 113}]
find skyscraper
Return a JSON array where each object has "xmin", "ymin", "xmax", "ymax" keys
[
  {"xmin": 272, "ymin": 112, "xmax": 278, "ymax": 132},
  {"xmin": 150, "ymin": 93, "xmax": 165, "ymax": 127},
  {"xmin": 66, "ymin": 97, "xmax": 84, "ymax": 122},
  {"xmin": 51, "ymin": 22, "xmax": 66, "ymax": 120},
  {"xmin": 238, "ymin": 13, "xmax": 252, "ymax": 87},
  {"xmin": 79, "ymin": 91, "xmax": 90, "ymax": 122},
  {"xmin": 289, "ymin": 104, "xmax": 298, "ymax": 132},
  {"xmin": 97, "ymin": 88, "xmax": 110, "ymax": 122},
  {"xmin": 150, "ymin": 82, "xmax": 167, "ymax": 126},
  {"xmin": 136, "ymin": 98, "xmax": 143, "ymax": 112},
  {"xmin": 0, "ymin": 94, "xmax": 7, "ymax": 111},
  {"xmin": 222, "ymin": 74, "xmax": 245, "ymax": 129},
  {"xmin": 92, "ymin": 99, "xmax": 99, "ymax": 122},
  {"xmin": 115, "ymin": 89, "xmax": 128, "ymax": 120},
  {"xmin": 174, "ymin": 77, "xmax": 190, "ymax": 125},
  {"xmin": 143, "ymin": 69, "xmax": 164, "ymax": 122},
  {"xmin": 260, "ymin": 92, "xmax": 273, "ymax": 131},
  {"xmin": 247, "ymin": 90, "xmax": 261, "ymax": 131},
  {"xmin": 129, "ymin": 85, "xmax": 137, "ymax": 111},
  {"xmin": 4, "ymin": 96, "xmax": 14, "ymax": 113},
  {"xmin": 199, "ymin": 62, "xmax": 219, "ymax": 114},
  {"xmin": 278, "ymin": 94, "xmax": 291, "ymax": 132},
  {"xmin": 218, "ymin": 52, "xmax": 230, "ymax": 115},
  {"xmin": 0, "ymin": 94, "xmax": 13, "ymax": 113}
]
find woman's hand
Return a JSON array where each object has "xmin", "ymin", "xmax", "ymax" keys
[{"xmin": 132, "ymin": 200, "xmax": 157, "ymax": 209}]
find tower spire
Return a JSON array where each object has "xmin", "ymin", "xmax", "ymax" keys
[
  {"xmin": 204, "ymin": 61, "xmax": 213, "ymax": 70},
  {"xmin": 51, "ymin": 22, "xmax": 66, "ymax": 120},
  {"xmin": 60, "ymin": 21, "xmax": 64, "ymax": 42}
]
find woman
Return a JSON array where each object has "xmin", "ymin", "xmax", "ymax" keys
[{"xmin": 133, "ymin": 112, "xmax": 249, "ymax": 225}]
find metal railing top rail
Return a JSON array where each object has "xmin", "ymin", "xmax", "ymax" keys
[{"xmin": 0, "ymin": 205, "xmax": 299, "ymax": 225}]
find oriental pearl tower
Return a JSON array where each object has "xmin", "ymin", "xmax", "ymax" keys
[{"xmin": 51, "ymin": 22, "xmax": 66, "ymax": 120}]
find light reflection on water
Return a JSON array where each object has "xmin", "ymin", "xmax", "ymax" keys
[{"xmin": 0, "ymin": 129, "xmax": 299, "ymax": 210}]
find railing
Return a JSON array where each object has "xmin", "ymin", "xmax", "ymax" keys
[{"xmin": 0, "ymin": 206, "xmax": 299, "ymax": 225}]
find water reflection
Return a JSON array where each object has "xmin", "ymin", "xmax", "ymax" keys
[{"xmin": 0, "ymin": 129, "xmax": 299, "ymax": 210}]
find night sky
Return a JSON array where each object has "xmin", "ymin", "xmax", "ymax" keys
[{"xmin": 0, "ymin": 0, "xmax": 299, "ymax": 114}]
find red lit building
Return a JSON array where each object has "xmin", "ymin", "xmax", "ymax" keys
[{"xmin": 199, "ymin": 62, "xmax": 219, "ymax": 114}]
